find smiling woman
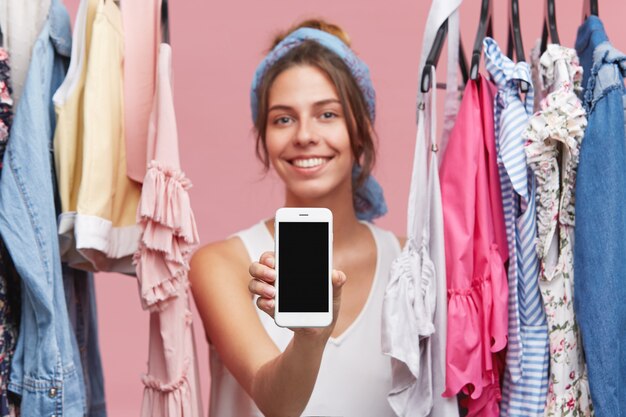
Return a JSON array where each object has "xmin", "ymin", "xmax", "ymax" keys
[
  {"xmin": 190, "ymin": 18, "xmax": 404, "ymax": 417},
  {"xmin": 265, "ymin": 65, "xmax": 354, "ymax": 205}
]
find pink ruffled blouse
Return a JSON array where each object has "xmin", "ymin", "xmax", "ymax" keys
[
  {"xmin": 135, "ymin": 43, "xmax": 203, "ymax": 417},
  {"xmin": 440, "ymin": 75, "xmax": 509, "ymax": 416}
]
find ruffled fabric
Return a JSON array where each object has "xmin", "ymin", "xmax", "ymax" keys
[
  {"xmin": 137, "ymin": 43, "xmax": 203, "ymax": 417},
  {"xmin": 141, "ymin": 295, "xmax": 202, "ymax": 417},
  {"xmin": 143, "ymin": 357, "xmax": 191, "ymax": 393},
  {"xmin": 382, "ymin": 101, "xmax": 436, "ymax": 416},
  {"xmin": 461, "ymin": 377, "xmax": 503, "ymax": 417},
  {"xmin": 538, "ymin": 45, "xmax": 583, "ymax": 94},
  {"xmin": 386, "ymin": 237, "xmax": 436, "ymax": 348},
  {"xmin": 440, "ymin": 77, "xmax": 508, "ymax": 417},
  {"xmin": 382, "ymin": 235, "xmax": 436, "ymax": 415},
  {"xmin": 525, "ymin": 89, "xmax": 587, "ymax": 260},
  {"xmin": 383, "ymin": 89, "xmax": 459, "ymax": 416},
  {"xmin": 134, "ymin": 161, "xmax": 199, "ymax": 311},
  {"xmin": 444, "ymin": 245, "xmax": 508, "ymax": 400},
  {"xmin": 525, "ymin": 44, "xmax": 594, "ymax": 417}
]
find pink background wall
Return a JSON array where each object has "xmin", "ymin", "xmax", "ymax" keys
[{"xmin": 60, "ymin": 0, "xmax": 625, "ymax": 414}]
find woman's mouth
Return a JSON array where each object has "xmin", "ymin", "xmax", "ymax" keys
[{"xmin": 289, "ymin": 157, "xmax": 332, "ymax": 169}]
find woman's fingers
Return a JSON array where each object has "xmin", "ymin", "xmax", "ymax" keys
[
  {"xmin": 249, "ymin": 278, "xmax": 275, "ymax": 319},
  {"xmin": 249, "ymin": 277, "xmax": 276, "ymax": 318},
  {"xmin": 256, "ymin": 296, "xmax": 275, "ymax": 318},
  {"xmin": 332, "ymin": 269, "xmax": 347, "ymax": 297},
  {"xmin": 249, "ymin": 252, "xmax": 277, "ymax": 318},
  {"xmin": 250, "ymin": 254, "xmax": 346, "ymax": 325},
  {"xmin": 249, "ymin": 259, "xmax": 276, "ymax": 285},
  {"xmin": 331, "ymin": 269, "xmax": 347, "ymax": 321},
  {"xmin": 259, "ymin": 251, "xmax": 275, "ymax": 268},
  {"xmin": 248, "ymin": 278, "xmax": 276, "ymax": 299}
]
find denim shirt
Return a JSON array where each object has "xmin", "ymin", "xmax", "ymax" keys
[
  {"xmin": 0, "ymin": 1, "xmax": 87, "ymax": 415},
  {"xmin": 574, "ymin": 16, "xmax": 626, "ymax": 417}
]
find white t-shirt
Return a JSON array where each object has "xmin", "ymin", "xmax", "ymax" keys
[{"xmin": 209, "ymin": 220, "xmax": 401, "ymax": 417}]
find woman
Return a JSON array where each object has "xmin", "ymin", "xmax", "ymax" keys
[{"xmin": 190, "ymin": 19, "xmax": 404, "ymax": 417}]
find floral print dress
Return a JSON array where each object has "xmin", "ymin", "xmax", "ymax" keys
[
  {"xmin": 0, "ymin": 47, "xmax": 12, "ymax": 167},
  {"xmin": 525, "ymin": 44, "xmax": 594, "ymax": 417},
  {"xmin": 0, "ymin": 45, "xmax": 19, "ymax": 417}
]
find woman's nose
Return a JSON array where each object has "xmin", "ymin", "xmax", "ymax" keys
[{"xmin": 293, "ymin": 118, "xmax": 320, "ymax": 146}]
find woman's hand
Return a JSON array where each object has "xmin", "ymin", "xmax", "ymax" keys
[{"xmin": 248, "ymin": 251, "xmax": 347, "ymax": 340}]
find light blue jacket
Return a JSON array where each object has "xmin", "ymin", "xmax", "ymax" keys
[
  {"xmin": 575, "ymin": 16, "xmax": 626, "ymax": 417},
  {"xmin": 0, "ymin": 0, "xmax": 87, "ymax": 414}
]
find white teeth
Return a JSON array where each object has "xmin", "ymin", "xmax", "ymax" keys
[{"xmin": 292, "ymin": 158, "xmax": 327, "ymax": 168}]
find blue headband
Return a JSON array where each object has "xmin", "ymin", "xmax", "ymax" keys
[
  {"xmin": 250, "ymin": 27, "xmax": 376, "ymax": 123},
  {"xmin": 250, "ymin": 27, "xmax": 386, "ymax": 221}
]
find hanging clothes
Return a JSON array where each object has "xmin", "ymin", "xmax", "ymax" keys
[
  {"xmin": 54, "ymin": 0, "xmax": 99, "ymax": 271},
  {"xmin": 62, "ymin": 266, "xmax": 107, "ymax": 417},
  {"xmin": 122, "ymin": 0, "xmax": 161, "ymax": 183},
  {"xmin": 0, "ymin": 0, "xmax": 50, "ymax": 105},
  {"xmin": 440, "ymin": 74, "xmax": 508, "ymax": 417},
  {"xmin": 0, "ymin": 240, "xmax": 19, "ymax": 417},
  {"xmin": 47, "ymin": 5, "xmax": 109, "ymax": 414},
  {"xmin": 574, "ymin": 16, "xmax": 626, "ymax": 417},
  {"xmin": 525, "ymin": 44, "xmax": 594, "ymax": 416},
  {"xmin": 417, "ymin": 0, "xmax": 463, "ymax": 157},
  {"xmin": 0, "ymin": 0, "xmax": 88, "ymax": 414},
  {"xmin": 482, "ymin": 38, "xmax": 550, "ymax": 417},
  {"xmin": 0, "ymin": 46, "xmax": 12, "ymax": 169},
  {"xmin": 54, "ymin": 0, "xmax": 141, "ymax": 274},
  {"xmin": 382, "ymin": 65, "xmax": 459, "ymax": 417},
  {"xmin": 136, "ymin": 43, "xmax": 202, "ymax": 417},
  {"xmin": 0, "ymin": 45, "xmax": 20, "ymax": 417},
  {"xmin": 381, "ymin": 1, "xmax": 460, "ymax": 415}
]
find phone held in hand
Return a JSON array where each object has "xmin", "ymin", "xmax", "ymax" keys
[{"xmin": 274, "ymin": 207, "xmax": 333, "ymax": 328}]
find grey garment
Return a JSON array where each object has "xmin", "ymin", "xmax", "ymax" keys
[{"xmin": 63, "ymin": 266, "xmax": 107, "ymax": 417}]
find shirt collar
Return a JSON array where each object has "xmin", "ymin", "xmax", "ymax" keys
[
  {"xmin": 575, "ymin": 16, "xmax": 608, "ymax": 89},
  {"xmin": 48, "ymin": 0, "xmax": 72, "ymax": 58},
  {"xmin": 575, "ymin": 16, "xmax": 608, "ymax": 56}
]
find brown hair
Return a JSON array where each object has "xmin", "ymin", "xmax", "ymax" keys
[{"xmin": 253, "ymin": 19, "xmax": 376, "ymax": 188}]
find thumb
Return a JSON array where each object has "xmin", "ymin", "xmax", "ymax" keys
[{"xmin": 331, "ymin": 269, "xmax": 347, "ymax": 322}]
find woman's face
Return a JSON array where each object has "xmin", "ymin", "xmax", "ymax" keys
[{"xmin": 265, "ymin": 64, "xmax": 353, "ymax": 202}]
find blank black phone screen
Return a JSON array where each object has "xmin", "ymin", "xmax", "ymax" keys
[{"xmin": 278, "ymin": 222, "xmax": 329, "ymax": 312}]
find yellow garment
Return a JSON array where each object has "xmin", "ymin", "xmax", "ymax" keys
[
  {"xmin": 54, "ymin": 0, "xmax": 97, "ymax": 270},
  {"xmin": 54, "ymin": 0, "xmax": 140, "ymax": 273}
]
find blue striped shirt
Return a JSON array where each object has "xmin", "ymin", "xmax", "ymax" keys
[{"xmin": 483, "ymin": 38, "xmax": 549, "ymax": 417}]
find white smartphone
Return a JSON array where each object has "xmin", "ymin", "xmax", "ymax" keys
[{"xmin": 274, "ymin": 207, "xmax": 333, "ymax": 328}]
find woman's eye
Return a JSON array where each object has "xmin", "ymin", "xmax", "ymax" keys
[
  {"xmin": 320, "ymin": 112, "xmax": 337, "ymax": 120},
  {"xmin": 274, "ymin": 116, "xmax": 292, "ymax": 125}
]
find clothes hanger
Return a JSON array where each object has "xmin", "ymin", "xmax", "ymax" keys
[
  {"xmin": 469, "ymin": 0, "xmax": 493, "ymax": 80},
  {"xmin": 582, "ymin": 0, "xmax": 599, "ymax": 21},
  {"xmin": 420, "ymin": 19, "xmax": 469, "ymax": 93},
  {"xmin": 540, "ymin": 0, "xmax": 560, "ymax": 53},
  {"xmin": 507, "ymin": 0, "xmax": 529, "ymax": 92},
  {"xmin": 161, "ymin": 0, "xmax": 170, "ymax": 45}
]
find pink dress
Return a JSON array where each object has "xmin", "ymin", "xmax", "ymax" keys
[
  {"xmin": 440, "ymin": 75, "xmax": 509, "ymax": 417},
  {"xmin": 134, "ymin": 43, "xmax": 203, "ymax": 417}
]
